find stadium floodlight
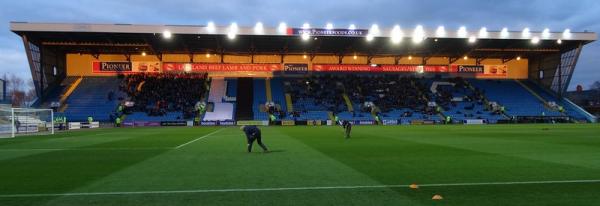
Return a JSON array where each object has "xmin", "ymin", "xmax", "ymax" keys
[
  {"xmin": 369, "ymin": 24, "xmax": 380, "ymax": 36},
  {"xmin": 301, "ymin": 33, "xmax": 310, "ymax": 41},
  {"xmin": 557, "ymin": 39, "xmax": 562, "ymax": 44},
  {"xmin": 348, "ymin": 24, "xmax": 356, "ymax": 30},
  {"xmin": 457, "ymin": 26, "xmax": 467, "ymax": 38},
  {"xmin": 141, "ymin": 51, "xmax": 146, "ymax": 56},
  {"xmin": 435, "ymin": 26, "xmax": 446, "ymax": 37},
  {"xmin": 254, "ymin": 22, "xmax": 264, "ymax": 34},
  {"xmin": 227, "ymin": 23, "xmax": 238, "ymax": 40},
  {"xmin": 463, "ymin": 55, "xmax": 468, "ymax": 60},
  {"xmin": 326, "ymin": 23, "xmax": 334, "ymax": 30},
  {"xmin": 412, "ymin": 25, "xmax": 425, "ymax": 44},
  {"xmin": 500, "ymin": 27, "xmax": 509, "ymax": 38},
  {"xmin": 468, "ymin": 35, "xmax": 477, "ymax": 43},
  {"xmin": 206, "ymin": 53, "xmax": 210, "ymax": 58},
  {"xmin": 365, "ymin": 34, "xmax": 374, "ymax": 42},
  {"xmin": 531, "ymin": 36, "xmax": 540, "ymax": 44},
  {"xmin": 302, "ymin": 23, "xmax": 310, "ymax": 29},
  {"xmin": 206, "ymin": 21, "xmax": 216, "ymax": 33},
  {"xmin": 563, "ymin": 29, "xmax": 572, "ymax": 39},
  {"xmin": 522, "ymin": 28, "xmax": 530, "ymax": 38},
  {"xmin": 303, "ymin": 54, "xmax": 308, "ymax": 59},
  {"xmin": 516, "ymin": 56, "xmax": 521, "ymax": 61},
  {"xmin": 353, "ymin": 55, "xmax": 357, "ymax": 60},
  {"xmin": 163, "ymin": 30, "xmax": 172, "ymax": 39},
  {"xmin": 408, "ymin": 55, "xmax": 413, "ymax": 60},
  {"xmin": 391, "ymin": 25, "xmax": 403, "ymax": 44},
  {"xmin": 479, "ymin": 27, "xmax": 488, "ymax": 38},
  {"xmin": 278, "ymin": 22, "xmax": 287, "ymax": 34},
  {"xmin": 542, "ymin": 28, "xmax": 550, "ymax": 39}
]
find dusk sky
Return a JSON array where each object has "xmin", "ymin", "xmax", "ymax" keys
[{"xmin": 1, "ymin": 0, "xmax": 598, "ymax": 90}]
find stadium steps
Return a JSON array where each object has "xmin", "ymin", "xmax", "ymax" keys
[
  {"xmin": 58, "ymin": 77, "xmax": 83, "ymax": 112},
  {"xmin": 265, "ymin": 78, "xmax": 273, "ymax": 102},
  {"xmin": 342, "ymin": 94, "xmax": 354, "ymax": 112},
  {"xmin": 285, "ymin": 93, "xmax": 294, "ymax": 112},
  {"xmin": 235, "ymin": 78, "xmax": 254, "ymax": 120},
  {"xmin": 515, "ymin": 80, "xmax": 556, "ymax": 111}
]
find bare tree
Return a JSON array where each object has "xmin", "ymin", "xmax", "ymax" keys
[{"xmin": 591, "ymin": 81, "xmax": 600, "ymax": 91}]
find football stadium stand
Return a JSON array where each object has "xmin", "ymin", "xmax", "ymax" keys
[{"xmin": 9, "ymin": 22, "xmax": 597, "ymax": 124}]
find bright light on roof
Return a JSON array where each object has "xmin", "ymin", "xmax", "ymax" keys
[
  {"xmin": 516, "ymin": 56, "xmax": 521, "ymax": 61},
  {"xmin": 141, "ymin": 51, "xmax": 146, "ymax": 56},
  {"xmin": 348, "ymin": 24, "xmax": 356, "ymax": 30},
  {"xmin": 408, "ymin": 55, "xmax": 413, "ymax": 60},
  {"xmin": 302, "ymin": 23, "xmax": 310, "ymax": 29},
  {"xmin": 353, "ymin": 55, "xmax": 357, "ymax": 60},
  {"xmin": 365, "ymin": 34, "xmax": 374, "ymax": 42},
  {"xmin": 301, "ymin": 33, "xmax": 310, "ymax": 41},
  {"xmin": 391, "ymin": 25, "xmax": 403, "ymax": 44},
  {"xmin": 254, "ymin": 22, "xmax": 264, "ymax": 34},
  {"xmin": 500, "ymin": 27, "xmax": 509, "ymax": 38},
  {"xmin": 227, "ymin": 23, "xmax": 238, "ymax": 40},
  {"xmin": 457, "ymin": 26, "xmax": 467, "ymax": 38},
  {"xmin": 557, "ymin": 39, "xmax": 562, "ymax": 44},
  {"xmin": 326, "ymin": 23, "xmax": 334, "ymax": 30},
  {"xmin": 531, "ymin": 36, "xmax": 540, "ymax": 44},
  {"xmin": 542, "ymin": 28, "xmax": 550, "ymax": 39},
  {"xmin": 278, "ymin": 22, "xmax": 287, "ymax": 34},
  {"xmin": 303, "ymin": 54, "xmax": 308, "ymax": 59},
  {"xmin": 435, "ymin": 26, "xmax": 446, "ymax": 37},
  {"xmin": 468, "ymin": 36, "xmax": 477, "ymax": 43},
  {"xmin": 522, "ymin": 28, "xmax": 530, "ymax": 38},
  {"xmin": 563, "ymin": 29, "xmax": 572, "ymax": 39},
  {"xmin": 206, "ymin": 21, "xmax": 216, "ymax": 33},
  {"xmin": 369, "ymin": 24, "xmax": 380, "ymax": 36},
  {"xmin": 163, "ymin": 30, "xmax": 172, "ymax": 39},
  {"xmin": 412, "ymin": 25, "xmax": 425, "ymax": 44},
  {"xmin": 463, "ymin": 56, "xmax": 468, "ymax": 60},
  {"xmin": 479, "ymin": 27, "xmax": 488, "ymax": 38}
]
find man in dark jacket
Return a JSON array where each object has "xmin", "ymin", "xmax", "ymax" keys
[
  {"xmin": 342, "ymin": 120, "xmax": 352, "ymax": 139},
  {"xmin": 240, "ymin": 125, "xmax": 269, "ymax": 153}
]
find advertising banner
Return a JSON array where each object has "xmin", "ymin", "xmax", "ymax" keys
[
  {"xmin": 162, "ymin": 63, "xmax": 282, "ymax": 73},
  {"xmin": 313, "ymin": 64, "xmax": 450, "ymax": 73},
  {"xmin": 480, "ymin": 65, "xmax": 508, "ymax": 78},
  {"xmin": 283, "ymin": 64, "xmax": 309, "ymax": 74},
  {"xmin": 453, "ymin": 65, "xmax": 484, "ymax": 73},
  {"xmin": 92, "ymin": 62, "xmax": 131, "ymax": 73},
  {"xmin": 132, "ymin": 61, "xmax": 162, "ymax": 73},
  {"xmin": 237, "ymin": 120, "xmax": 269, "ymax": 126},
  {"xmin": 281, "ymin": 120, "xmax": 296, "ymax": 126},
  {"xmin": 288, "ymin": 28, "xmax": 368, "ymax": 37},
  {"xmin": 219, "ymin": 121, "xmax": 236, "ymax": 126},
  {"xmin": 160, "ymin": 121, "xmax": 188, "ymax": 126},
  {"xmin": 93, "ymin": 61, "xmax": 161, "ymax": 73},
  {"xmin": 382, "ymin": 119, "xmax": 398, "ymax": 125}
]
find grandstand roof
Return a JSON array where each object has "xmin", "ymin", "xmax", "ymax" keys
[{"xmin": 10, "ymin": 22, "xmax": 597, "ymax": 59}]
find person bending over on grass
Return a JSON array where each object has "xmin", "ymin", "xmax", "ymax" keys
[
  {"xmin": 342, "ymin": 120, "xmax": 352, "ymax": 139},
  {"xmin": 240, "ymin": 125, "xmax": 269, "ymax": 153}
]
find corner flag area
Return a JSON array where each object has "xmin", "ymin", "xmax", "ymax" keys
[{"xmin": 1, "ymin": 124, "xmax": 599, "ymax": 205}]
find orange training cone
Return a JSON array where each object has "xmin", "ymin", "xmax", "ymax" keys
[{"xmin": 432, "ymin": 194, "xmax": 443, "ymax": 200}]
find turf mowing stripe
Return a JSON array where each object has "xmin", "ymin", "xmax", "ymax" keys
[
  {"xmin": 175, "ymin": 128, "xmax": 225, "ymax": 149},
  {"xmin": 0, "ymin": 147, "xmax": 173, "ymax": 152},
  {"xmin": 1, "ymin": 179, "xmax": 599, "ymax": 198}
]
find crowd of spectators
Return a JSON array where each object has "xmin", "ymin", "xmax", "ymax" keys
[
  {"xmin": 284, "ymin": 75, "xmax": 347, "ymax": 113},
  {"xmin": 119, "ymin": 73, "xmax": 208, "ymax": 119}
]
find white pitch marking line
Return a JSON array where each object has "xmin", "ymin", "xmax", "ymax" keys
[
  {"xmin": 175, "ymin": 128, "xmax": 225, "ymax": 149},
  {"xmin": 1, "ymin": 179, "xmax": 599, "ymax": 198}
]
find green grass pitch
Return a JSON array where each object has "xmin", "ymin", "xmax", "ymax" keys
[{"xmin": 0, "ymin": 124, "xmax": 599, "ymax": 206}]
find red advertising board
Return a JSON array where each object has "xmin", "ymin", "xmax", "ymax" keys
[
  {"xmin": 162, "ymin": 63, "xmax": 282, "ymax": 72},
  {"xmin": 313, "ymin": 64, "xmax": 450, "ymax": 73}
]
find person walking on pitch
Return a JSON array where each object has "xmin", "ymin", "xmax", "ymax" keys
[{"xmin": 240, "ymin": 125, "xmax": 269, "ymax": 153}]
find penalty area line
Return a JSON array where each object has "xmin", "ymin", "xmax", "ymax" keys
[
  {"xmin": 1, "ymin": 179, "xmax": 599, "ymax": 198},
  {"xmin": 175, "ymin": 128, "xmax": 225, "ymax": 149}
]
